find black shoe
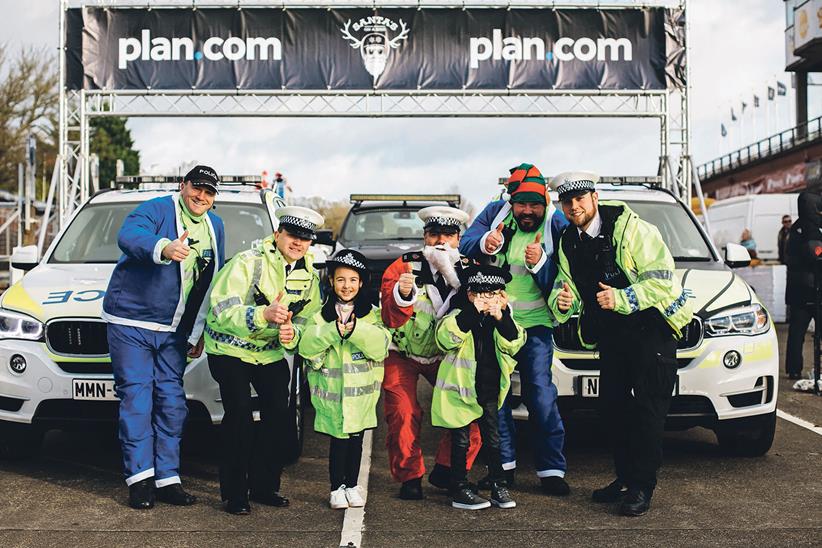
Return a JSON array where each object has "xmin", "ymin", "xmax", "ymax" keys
[
  {"xmin": 489, "ymin": 482, "xmax": 516, "ymax": 509},
  {"xmin": 540, "ymin": 476, "xmax": 570, "ymax": 496},
  {"xmin": 128, "ymin": 478, "xmax": 155, "ymax": 510},
  {"xmin": 225, "ymin": 500, "xmax": 251, "ymax": 515},
  {"xmin": 619, "ymin": 489, "xmax": 652, "ymax": 516},
  {"xmin": 399, "ymin": 477, "xmax": 423, "ymax": 500},
  {"xmin": 451, "ymin": 486, "xmax": 491, "ymax": 510},
  {"xmin": 156, "ymin": 483, "xmax": 197, "ymax": 506},
  {"xmin": 427, "ymin": 464, "xmax": 451, "ymax": 490},
  {"xmin": 592, "ymin": 479, "xmax": 627, "ymax": 503},
  {"xmin": 249, "ymin": 491, "xmax": 290, "ymax": 507},
  {"xmin": 478, "ymin": 469, "xmax": 516, "ymax": 490}
]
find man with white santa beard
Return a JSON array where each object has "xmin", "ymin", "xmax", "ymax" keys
[{"xmin": 380, "ymin": 206, "xmax": 482, "ymax": 500}]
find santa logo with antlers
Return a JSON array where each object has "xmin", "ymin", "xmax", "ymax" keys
[{"xmin": 340, "ymin": 15, "xmax": 410, "ymax": 80}]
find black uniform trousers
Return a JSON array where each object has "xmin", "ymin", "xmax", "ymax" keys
[
  {"xmin": 329, "ymin": 432, "xmax": 365, "ymax": 490},
  {"xmin": 597, "ymin": 320, "xmax": 678, "ymax": 494},
  {"xmin": 450, "ymin": 399, "xmax": 503, "ymax": 489},
  {"xmin": 785, "ymin": 303, "xmax": 814, "ymax": 377},
  {"xmin": 208, "ymin": 353, "xmax": 291, "ymax": 502}
]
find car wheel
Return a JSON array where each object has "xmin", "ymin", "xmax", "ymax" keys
[
  {"xmin": 714, "ymin": 410, "xmax": 776, "ymax": 457},
  {"xmin": 0, "ymin": 423, "xmax": 43, "ymax": 460},
  {"xmin": 284, "ymin": 356, "xmax": 306, "ymax": 465}
]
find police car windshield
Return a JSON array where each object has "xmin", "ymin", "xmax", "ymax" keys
[
  {"xmin": 341, "ymin": 209, "xmax": 425, "ymax": 241},
  {"xmin": 49, "ymin": 202, "xmax": 274, "ymax": 264},
  {"xmin": 622, "ymin": 200, "xmax": 715, "ymax": 261}
]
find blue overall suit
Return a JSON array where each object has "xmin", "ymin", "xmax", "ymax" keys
[
  {"xmin": 460, "ymin": 199, "xmax": 568, "ymax": 479},
  {"xmin": 102, "ymin": 194, "xmax": 225, "ymax": 487}
]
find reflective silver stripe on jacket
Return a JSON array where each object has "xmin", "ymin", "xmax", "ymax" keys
[
  {"xmin": 510, "ymin": 299, "xmax": 546, "ymax": 311},
  {"xmin": 509, "ymin": 264, "xmax": 529, "ymax": 275},
  {"xmin": 344, "ymin": 362, "xmax": 374, "ymax": 374},
  {"xmin": 311, "ymin": 385, "xmax": 340, "ymax": 401},
  {"xmin": 445, "ymin": 356, "xmax": 476, "ymax": 370},
  {"xmin": 435, "ymin": 380, "xmax": 475, "ymax": 398},
  {"xmin": 343, "ymin": 381, "xmax": 381, "ymax": 397},
  {"xmin": 637, "ymin": 269, "xmax": 673, "ymax": 282},
  {"xmin": 245, "ymin": 257, "xmax": 263, "ymax": 305},
  {"xmin": 212, "ymin": 296, "xmax": 241, "ymax": 316},
  {"xmin": 318, "ymin": 367, "xmax": 343, "ymax": 378}
]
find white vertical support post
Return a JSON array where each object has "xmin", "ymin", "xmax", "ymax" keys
[
  {"xmin": 58, "ymin": 0, "xmax": 68, "ymax": 231},
  {"xmin": 79, "ymin": 89, "xmax": 89, "ymax": 206},
  {"xmin": 37, "ymin": 156, "xmax": 61, "ymax": 257},
  {"xmin": 17, "ymin": 164, "xmax": 23, "ymax": 248},
  {"xmin": 659, "ymin": 91, "xmax": 670, "ymax": 192},
  {"xmin": 681, "ymin": 0, "xmax": 693, "ymax": 204}
]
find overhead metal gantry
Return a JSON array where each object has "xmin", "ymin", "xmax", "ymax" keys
[{"xmin": 56, "ymin": 0, "xmax": 692, "ymax": 238}]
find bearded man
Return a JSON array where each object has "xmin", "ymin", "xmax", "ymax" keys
[
  {"xmin": 381, "ymin": 206, "xmax": 481, "ymax": 500},
  {"xmin": 459, "ymin": 163, "xmax": 571, "ymax": 496}
]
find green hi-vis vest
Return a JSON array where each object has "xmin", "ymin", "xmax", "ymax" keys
[
  {"xmin": 205, "ymin": 235, "xmax": 321, "ymax": 365},
  {"xmin": 547, "ymin": 201, "xmax": 694, "ymax": 350},
  {"xmin": 431, "ymin": 310, "xmax": 526, "ymax": 429},
  {"xmin": 299, "ymin": 306, "xmax": 390, "ymax": 439}
]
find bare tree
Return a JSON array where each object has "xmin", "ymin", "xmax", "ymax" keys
[{"xmin": 0, "ymin": 46, "xmax": 59, "ymax": 192}]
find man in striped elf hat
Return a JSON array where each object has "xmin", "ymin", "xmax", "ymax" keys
[{"xmin": 459, "ymin": 162, "xmax": 571, "ymax": 496}]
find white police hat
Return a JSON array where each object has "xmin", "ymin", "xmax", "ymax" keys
[
  {"xmin": 275, "ymin": 206, "xmax": 325, "ymax": 240},
  {"xmin": 549, "ymin": 171, "xmax": 600, "ymax": 201},
  {"xmin": 417, "ymin": 206, "xmax": 469, "ymax": 234}
]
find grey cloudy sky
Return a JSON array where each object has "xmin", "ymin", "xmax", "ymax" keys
[{"xmin": 1, "ymin": 0, "xmax": 818, "ymax": 210}]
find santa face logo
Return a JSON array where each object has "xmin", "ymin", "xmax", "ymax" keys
[{"xmin": 340, "ymin": 16, "xmax": 409, "ymax": 80}]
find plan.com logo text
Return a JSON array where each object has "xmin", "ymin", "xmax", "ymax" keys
[
  {"xmin": 118, "ymin": 30, "xmax": 282, "ymax": 69},
  {"xmin": 469, "ymin": 30, "xmax": 633, "ymax": 69}
]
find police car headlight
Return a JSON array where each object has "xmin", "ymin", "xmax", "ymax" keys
[
  {"xmin": 0, "ymin": 308, "xmax": 44, "ymax": 341},
  {"xmin": 704, "ymin": 304, "xmax": 769, "ymax": 337}
]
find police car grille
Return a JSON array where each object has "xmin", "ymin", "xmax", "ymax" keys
[
  {"xmin": 46, "ymin": 321, "xmax": 109, "ymax": 356},
  {"xmin": 553, "ymin": 317, "xmax": 703, "ymax": 352}
]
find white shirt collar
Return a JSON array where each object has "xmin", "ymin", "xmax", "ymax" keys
[{"xmin": 577, "ymin": 211, "xmax": 602, "ymax": 238}]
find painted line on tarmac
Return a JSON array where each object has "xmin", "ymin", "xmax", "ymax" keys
[
  {"xmin": 339, "ymin": 428, "xmax": 373, "ymax": 548},
  {"xmin": 777, "ymin": 408, "xmax": 822, "ymax": 436}
]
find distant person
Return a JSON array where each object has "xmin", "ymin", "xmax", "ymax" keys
[
  {"xmin": 785, "ymin": 193, "xmax": 822, "ymax": 380},
  {"xmin": 740, "ymin": 229, "xmax": 758, "ymax": 260},
  {"xmin": 778, "ymin": 215, "xmax": 792, "ymax": 264}
]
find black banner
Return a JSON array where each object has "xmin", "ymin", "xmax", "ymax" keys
[{"xmin": 66, "ymin": 7, "xmax": 683, "ymax": 91}]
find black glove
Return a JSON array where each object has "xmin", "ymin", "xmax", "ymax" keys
[
  {"xmin": 456, "ymin": 304, "xmax": 481, "ymax": 332},
  {"xmin": 494, "ymin": 306, "xmax": 518, "ymax": 341}
]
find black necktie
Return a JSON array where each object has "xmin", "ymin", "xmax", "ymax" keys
[
  {"xmin": 434, "ymin": 272, "xmax": 450, "ymax": 300},
  {"xmin": 285, "ymin": 264, "xmax": 292, "ymax": 277},
  {"xmin": 580, "ymin": 231, "xmax": 593, "ymax": 241}
]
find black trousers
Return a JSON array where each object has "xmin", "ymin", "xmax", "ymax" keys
[
  {"xmin": 785, "ymin": 303, "xmax": 813, "ymax": 376},
  {"xmin": 598, "ymin": 323, "xmax": 677, "ymax": 493},
  {"xmin": 208, "ymin": 354, "xmax": 291, "ymax": 502},
  {"xmin": 329, "ymin": 432, "xmax": 364, "ymax": 490},
  {"xmin": 450, "ymin": 399, "xmax": 503, "ymax": 489}
]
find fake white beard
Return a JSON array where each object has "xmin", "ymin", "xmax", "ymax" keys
[{"xmin": 423, "ymin": 245, "xmax": 462, "ymax": 289}]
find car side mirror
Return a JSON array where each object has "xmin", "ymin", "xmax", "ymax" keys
[
  {"xmin": 314, "ymin": 229, "xmax": 335, "ymax": 248},
  {"xmin": 11, "ymin": 245, "xmax": 39, "ymax": 272},
  {"xmin": 724, "ymin": 242, "xmax": 751, "ymax": 268}
]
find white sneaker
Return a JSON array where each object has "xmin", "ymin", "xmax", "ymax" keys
[
  {"xmin": 345, "ymin": 485, "xmax": 365, "ymax": 507},
  {"xmin": 330, "ymin": 485, "xmax": 349, "ymax": 509}
]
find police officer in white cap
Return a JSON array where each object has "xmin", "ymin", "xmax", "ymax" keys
[{"xmin": 205, "ymin": 206, "xmax": 324, "ymax": 514}]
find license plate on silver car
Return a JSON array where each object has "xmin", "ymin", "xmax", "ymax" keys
[
  {"xmin": 72, "ymin": 379, "xmax": 119, "ymax": 401},
  {"xmin": 580, "ymin": 376, "xmax": 679, "ymax": 398}
]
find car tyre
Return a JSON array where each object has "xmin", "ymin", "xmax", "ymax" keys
[
  {"xmin": 0, "ymin": 423, "xmax": 43, "ymax": 460},
  {"xmin": 714, "ymin": 410, "xmax": 776, "ymax": 457}
]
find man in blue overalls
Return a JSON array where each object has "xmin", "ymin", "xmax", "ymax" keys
[{"xmin": 103, "ymin": 165, "xmax": 226, "ymax": 509}]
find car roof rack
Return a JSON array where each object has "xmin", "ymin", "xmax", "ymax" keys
[
  {"xmin": 500, "ymin": 176, "xmax": 663, "ymax": 188},
  {"xmin": 112, "ymin": 175, "xmax": 264, "ymax": 190},
  {"xmin": 349, "ymin": 193, "xmax": 461, "ymax": 207}
]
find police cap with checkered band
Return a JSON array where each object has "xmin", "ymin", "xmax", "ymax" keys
[
  {"xmin": 325, "ymin": 249, "xmax": 371, "ymax": 284},
  {"xmin": 417, "ymin": 206, "xmax": 469, "ymax": 235},
  {"xmin": 275, "ymin": 206, "xmax": 325, "ymax": 240},
  {"xmin": 549, "ymin": 171, "xmax": 600, "ymax": 202}
]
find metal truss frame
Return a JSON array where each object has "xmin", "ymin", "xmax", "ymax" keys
[{"xmin": 57, "ymin": 0, "xmax": 691, "ymax": 230}]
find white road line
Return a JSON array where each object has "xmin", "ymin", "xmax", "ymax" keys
[
  {"xmin": 777, "ymin": 408, "xmax": 822, "ymax": 436},
  {"xmin": 339, "ymin": 429, "xmax": 373, "ymax": 548}
]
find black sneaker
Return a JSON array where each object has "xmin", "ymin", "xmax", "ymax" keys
[
  {"xmin": 399, "ymin": 477, "xmax": 423, "ymax": 500},
  {"xmin": 156, "ymin": 483, "xmax": 197, "ymax": 506},
  {"xmin": 592, "ymin": 479, "xmax": 627, "ymax": 503},
  {"xmin": 489, "ymin": 482, "xmax": 516, "ymax": 509},
  {"xmin": 478, "ymin": 469, "xmax": 516, "ymax": 490},
  {"xmin": 427, "ymin": 464, "xmax": 451, "ymax": 490},
  {"xmin": 451, "ymin": 486, "xmax": 491, "ymax": 510},
  {"xmin": 540, "ymin": 476, "xmax": 570, "ymax": 496},
  {"xmin": 128, "ymin": 478, "xmax": 155, "ymax": 510},
  {"xmin": 619, "ymin": 488, "xmax": 652, "ymax": 517}
]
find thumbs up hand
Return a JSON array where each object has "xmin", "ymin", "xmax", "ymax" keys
[
  {"xmin": 484, "ymin": 223, "xmax": 505, "ymax": 254},
  {"xmin": 557, "ymin": 282, "xmax": 575, "ymax": 312},
  {"xmin": 279, "ymin": 311, "xmax": 295, "ymax": 344},
  {"xmin": 596, "ymin": 282, "xmax": 616, "ymax": 310},
  {"xmin": 161, "ymin": 230, "xmax": 191, "ymax": 262},
  {"xmin": 397, "ymin": 262, "xmax": 416, "ymax": 299},
  {"xmin": 525, "ymin": 232, "xmax": 543, "ymax": 267},
  {"xmin": 263, "ymin": 290, "xmax": 290, "ymax": 324}
]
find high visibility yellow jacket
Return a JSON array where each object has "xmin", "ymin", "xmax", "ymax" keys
[
  {"xmin": 299, "ymin": 300, "xmax": 390, "ymax": 439},
  {"xmin": 205, "ymin": 236, "xmax": 321, "ymax": 364},
  {"xmin": 431, "ymin": 309, "xmax": 526, "ymax": 429}
]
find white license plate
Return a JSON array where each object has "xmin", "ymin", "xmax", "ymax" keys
[
  {"xmin": 580, "ymin": 376, "xmax": 679, "ymax": 398},
  {"xmin": 72, "ymin": 379, "xmax": 119, "ymax": 401}
]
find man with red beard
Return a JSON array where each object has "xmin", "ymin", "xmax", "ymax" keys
[{"xmin": 381, "ymin": 206, "xmax": 481, "ymax": 500}]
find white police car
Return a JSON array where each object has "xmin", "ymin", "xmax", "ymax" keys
[
  {"xmin": 510, "ymin": 183, "xmax": 779, "ymax": 456},
  {"xmin": 0, "ymin": 178, "xmax": 322, "ymax": 459}
]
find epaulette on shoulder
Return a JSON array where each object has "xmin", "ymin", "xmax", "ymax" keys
[
  {"xmin": 402, "ymin": 252, "xmax": 423, "ymax": 262},
  {"xmin": 457, "ymin": 256, "xmax": 476, "ymax": 269}
]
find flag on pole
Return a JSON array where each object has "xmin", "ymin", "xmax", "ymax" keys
[
  {"xmin": 721, "ymin": 123, "xmax": 727, "ymax": 137},
  {"xmin": 768, "ymin": 86, "xmax": 775, "ymax": 100},
  {"xmin": 753, "ymin": 94, "xmax": 760, "ymax": 108},
  {"xmin": 731, "ymin": 108, "xmax": 737, "ymax": 121},
  {"xmin": 777, "ymin": 81, "xmax": 787, "ymax": 95}
]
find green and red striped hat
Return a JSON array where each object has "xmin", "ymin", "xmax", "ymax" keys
[{"xmin": 504, "ymin": 163, "xmax": 547, "ymax": 205}]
